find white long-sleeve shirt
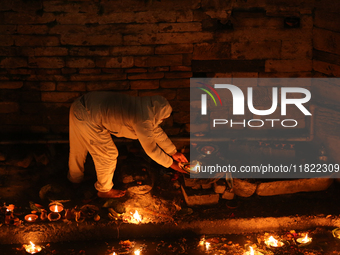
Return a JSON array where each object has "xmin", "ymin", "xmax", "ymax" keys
[{"xmin": 83, "ymin": 91, "xmax": 177, "ymax": 167}]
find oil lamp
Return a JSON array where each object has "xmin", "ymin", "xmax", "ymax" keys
[
  {"xmin": 25, "ymin": 214, "xmax": 38, "ymax": 223},
  {"xmin": 296, "ymin": 234, "xmax": 312, "ymax": 245},
  {"xmin": 48, "ymin": 204, "xmax": 61, "ymax": 221},
  {"xmin": 265, "ymin": 236, "xmax": 284, "ymax": 248},
  {"xmin": 49, "ymin": 203, "xmax": 63, "ymax": 213},
  {"xmin": 25, "ymin": 241, "xmax": 42, "ymax": 254},
  {"xmin": 244, "ymin": 246, "xmax": 264, "ymax": 255}
]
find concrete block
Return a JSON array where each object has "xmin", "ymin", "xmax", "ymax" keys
[
  {"xmin": 233, "ymin": 179, "xmax": 257, "ymax": 198},
  {"xmin": 222, "ymin": 189, "xmax": 235, "ymax": 200},
  {"xmin": 214, "ymin": 180, "xmax": 226, "ymax": 194},
  {"xmin": 256, "ymin": 178, "xmax": 334, "ymax": 196},
  {"xmin": 181, "ymin": 185, "xmax": 219, "ymax": 206}
]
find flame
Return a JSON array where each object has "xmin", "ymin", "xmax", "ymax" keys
[
  {"xmin": 133, "ymin": 210, "xmax": 142, "ymax": 223},
  {"xmin": 206, "ymin": 150, "xmax": 211, "ymax": 155},
  {"xmin": 28, "ymin": 217, "xmax": 32, "ymax": 221},
  {"xmin": 112, "ymin": 252, "xmax": 116, "ymax": 255},
  {"xmin": 249, "ymin": 246, "xmax": 254, "ymax": 255},
  {"xmin": 266, "ymin": 236, "xmax": 279, "ymax": 247},
  {"xmin": 205, "ymin": 242, "xmax": 210, "ymax": 250},
  {"xmin": 191, "ymin": 162, "xmax": 200, "ymax": 172},
  {"xmin": 134, "ymin": 249, "xmax": 141, "ymax": 255},
  {"xmin": 54, "ymin": 205, "xmax": 58, "ymax": 213},
  {"xmin": 301, "ymin": 234, "xmax": 311, "ymax": 243},
  {"xmin": 25, "ymin": 241, "xmax": 42, "ymax": 254}
]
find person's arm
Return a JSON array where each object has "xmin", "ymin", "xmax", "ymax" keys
[{"xmin": 135, "ymin": 121, "xmax": 174, "ymax": 168}]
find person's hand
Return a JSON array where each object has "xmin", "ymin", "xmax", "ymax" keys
[
  {"xmin": 172, "ymin": 152, "xmax": 188, "ymax": 163},
  {"xmin": 170, "ymin": 161, "xmax": 187, "ymax": 174}
]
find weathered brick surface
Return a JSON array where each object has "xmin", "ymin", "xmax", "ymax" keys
[
  {"xmin": 130, "ymin": 80, "xmax": 159, "ymax": 90},
  {"xmin": 158, "ymin": 23, "xmax": 201, "ymax": 32},
  {"xmin": 313, "ymin": 60, "xmax": 340, "ymax": 77},
  {"xmin": 21, "ymin": 47, "xmax": 68, "ymax": 57},
  {"xmin": 86, "ymin": 81, "xmax": 129, "ymax": 91},
  {"xmin": 313, "ymin": 28, "xmax": 340, "ymax": 56},
  {"xmin": 193, "ymin": 43, "xmax": 231, "ymax": 60},
  {"xmin": 138, "ymin": 89, "xmax": 177, "ymax": 100},
  {"xmin": 66, "ymin": 58, "xmax": 95, "ymax": 68},
  {"xmin": 28, "ymin": 57, "xmax": 65, "ymax": 69},
  {"xmin": 155, "ymin": 44, "xmax": 193, "ymax": 54},
  {"xmin": 17, "ymin": 25, "xmax": 49, "ymax": 35},
  {"xmin": 96, "ymin": 57, "xmax": 134, "ymax": 68},
  {"xmin": 165, "ymin": 72, "xmax": 193, "ymax": 79},
  {"xmin": 265, "ymin": 60, "xmax": 312, "ymax": 72},
  {"xmin": 40, "ymin": 82, "xmax": 56, "ymax": 91},
  {"xmin": 70, "ymin": 74, "xmax": 127, "ymax": 81},
  {"xmin": 128, "ymin": 73, "xmax": 164, "ymax": 80},
  {"xmin": 160, "ymin": 79, "xmax": 190, "ymax": 88},
  {"xmin": 0, "ymin": 35, "xmax": 14, "ymax": 46},
  {"xmin": 0, "ymin": 58, "xmax": 27, "ymax": 68},
  {"xmin": 0, "ymin": 102, "xmax": 20, "ymax": 113},
  {"xmin": 111, "ymin": 46, "xmax": 154, "ymax": 56},
  {"xmin": 41, "ymin": 92, "xmax": 80, "ymax": 103},
  {"xmin": 135, "ymin": 55, "xmax": 182, "ymax": 67},
  {"xmin": 231, "ymin": 41, "xmax": 281, "ymax": 60},
  {"xmin": 57, "ymin": 82, "xmax": 86, "ymax": 92},
  {"xmin": 61, "ymin": 34, "xmax": 122, "ymax": 46},
  {"xmin": 314, "ymin": 10, "xmax": 340, "ymax": 33},
  {"xmin": 14, "ymin": 36, "xmax": 60, "ymax": 47},
  {"xmin": 79, "ymin": 69, "xmax": 101, "ymax": 74}
]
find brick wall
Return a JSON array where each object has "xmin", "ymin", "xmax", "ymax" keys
[
  {"xmin": 0, "ymin": 0, "xmax": 322, "ymax": 138},
  {"xmin": 312, "ymin": 1, "xmax": 340, "ymax": 163}
]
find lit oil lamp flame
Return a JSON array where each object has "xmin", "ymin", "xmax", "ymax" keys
[
  {"xmin": 53, "ymin": 205, "xmax": 58, "ymax": 213},
  {"xmin": 191, "ymin": 162, "xmax": 200, "ymax": 172},
  {"xmin": 302, "ymin": 234, "xmax": 310, "ymax": 243},
  {"xmin": 265, "ymin": 236, "xmax": 283, "ymax": 248},
  {"xmin": 134, "ymin": 249, "xmax": 141, "ymax": 255},
  {"xmin": 205, "ymin": 242, "xmax": 210, "ymax": 250},
  {"xmin": 250, "ymin": 247, "xmax": 254, "ymax": 255},
  {"xmin": 133, "ymin": 210, "xmax": 142, "ymax": 223},
  {"xmin": 25, "ymin": 241, "xmax": 42, "ymax": 254},
  {"xmin": 297, "ymin": 233, "xmax": 312, "ymax": 244},
  {"xmin": 28, "ymin": 217, "xmax": 32, "ymax": 221}
]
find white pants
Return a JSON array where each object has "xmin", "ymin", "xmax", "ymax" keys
[{"xmin": 68, "ymin": 97, "xmax": 118, "ymax": 192}]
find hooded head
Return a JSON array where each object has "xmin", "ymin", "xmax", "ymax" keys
[{"xmin": 149, "ymin": 95, "xmax": 172, "ymax": 126}]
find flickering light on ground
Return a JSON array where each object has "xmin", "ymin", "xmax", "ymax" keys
[{"xmin": 25, "ymin": 241, "xmax": 42, "ymax": 254}]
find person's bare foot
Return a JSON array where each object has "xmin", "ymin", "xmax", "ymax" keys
[{"xmin": 97, "ymin": 189, "xmax": 126, "ymax": 198}]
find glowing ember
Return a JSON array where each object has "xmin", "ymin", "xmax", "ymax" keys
[
  {"xmin": 25, "ymin": 241, "xmax": 42, "ymax": 254},
  {"xmin": 265, "ymin": 236, "xmax": 284, "ymax": 248},
  {"xmin": 134, "ymin": 249, "xmax": 141, "ymax": 255}
]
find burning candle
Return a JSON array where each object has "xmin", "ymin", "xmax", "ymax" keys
[
  {"xmin": 296, "ymin": 234, "xmax": 312, "ymax": 245},
  {"xmin": 265, "ymin": 236, "xmax": 284, "ymax": 248},
  {"xmin": 25, "ymin": 241, "xmax": 42, "ymax": 254}
]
